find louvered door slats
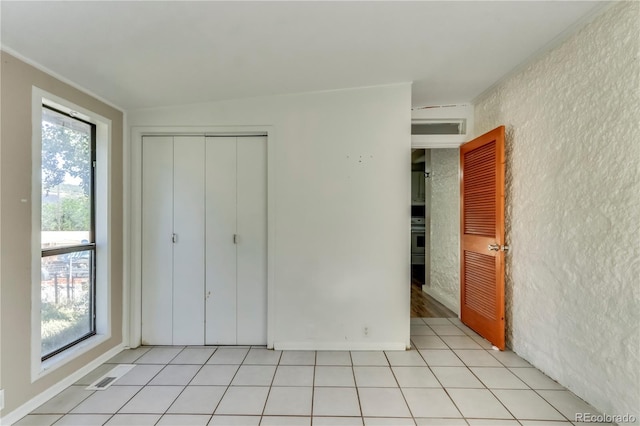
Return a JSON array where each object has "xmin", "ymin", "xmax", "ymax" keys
[
  {"xmin": 463, "ymin": 141, "xmax": 497, "ymax": 236},
  {"xmin": 460, "ymin": 126, "xmax": 505, "ymax": 350},
  {"xmin": 463, "ymin": 251, "xmax": 497, "ymax": 320}
]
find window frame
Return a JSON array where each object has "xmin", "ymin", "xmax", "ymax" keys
[
  {"xmin": 31, "ymin": 87, "xmax": 113, "ymax": 381},
  {"xmin": 40, "ymin": 105, "xmax": 97, "ymax": 360}
]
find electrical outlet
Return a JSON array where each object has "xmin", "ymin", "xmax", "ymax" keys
[
  {"xmin": 0, "ymin": 389, "xmax": 4, "ymax": 410},
  {"xmin": 363, "ymin": 326, "xmax": 369, "ymax": 337}
]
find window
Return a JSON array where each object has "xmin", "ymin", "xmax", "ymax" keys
[
  {"xmin": 40, "ymin": 105, "xmax": 96, "ymax": 360},
  {"xmin": 31, "ymin": 89, "xmax": 111, "ymax": 379}
]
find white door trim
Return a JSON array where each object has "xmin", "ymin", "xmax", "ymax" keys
[
  {"xmin": 410, "ymin": 135, "xmax": 466, "ymax": 316},
  {"xmin": 129, "ymin": 126, "xmax": 276, "ymax": 349}
]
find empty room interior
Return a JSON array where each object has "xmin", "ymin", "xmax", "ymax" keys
[{"xmin": 0, "ymin": 1, "xmax": 638, "ymax": 425}]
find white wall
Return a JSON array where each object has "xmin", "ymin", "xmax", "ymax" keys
[
  {"xmin": 128, "ymin": 84, "xmax": 412, "ymax": 350},
  {"xmin": 475, "ymin": 2, "xmax": 639, "ymax": 420},
  {"xmin": 427, "ymin": 149, "xmax": 459, "ymax": 313}
]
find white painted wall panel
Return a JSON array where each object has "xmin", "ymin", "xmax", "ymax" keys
[
  {"xmin": 172, "ymin": 136, "xmax": 205, "ymax": 345},
  {"xmin": 130, "ymin": 83, "xmax": 412, "ymax": 350},
  {"xmin": 141, "ymin": 136, "xmax": 174, "ymax": 345},
  {"xmin": 236, "ymin": 137, "xmax": 268, "ymax": 345},
  {"xmin": 474, "ymin": 2, "xmax": 639, "ymax": 419},
  {"xmin": 205, "ymin": 137, "xmax": 238, "ymax": 345}
]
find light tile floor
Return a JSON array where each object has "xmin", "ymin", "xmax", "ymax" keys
[{"xmin": 15, "ymin": 318, "xmax": 609, "ymax": 426}]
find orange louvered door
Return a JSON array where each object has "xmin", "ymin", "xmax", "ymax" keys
[{"xmin": 460, "ymin": 126, "xmax": 506, "ymax": 350}]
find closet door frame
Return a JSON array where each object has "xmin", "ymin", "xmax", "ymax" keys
[{"xmin": 129, "ymin": 126, "xmax": 276, "ymax": 349}]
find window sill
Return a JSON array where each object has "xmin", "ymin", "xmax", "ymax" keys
[{"xmin": 33, "ymin": 333, "xmax": 110, "ymax": 382}]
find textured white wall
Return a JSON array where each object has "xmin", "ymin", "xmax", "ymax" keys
[
  {"xmin": 427, "ymin": 149, "xmax": 460, "ymax": 313},
  {"xmin": 475, "ymin": 2, "xmax": 639, "ymax": 420}
]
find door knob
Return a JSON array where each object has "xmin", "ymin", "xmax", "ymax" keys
[{"xmin": 488, "ymin": 244, "xmax": 500, "ymax": 251}]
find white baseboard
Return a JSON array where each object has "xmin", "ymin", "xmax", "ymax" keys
[
  {"xmin": 422, "ymin": 286, "xmax": 460, "ymax": 316},
  {"xmin": 0, "ymin": 344, "xmax": 123, "ymax": 426},
  {"xmin": 273, "ymin": 341, "xmax": 407, "ymax": 351}
]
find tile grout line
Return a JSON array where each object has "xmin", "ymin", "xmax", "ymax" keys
[
  {"xmin": 413, "ymin": 338, "xmax": 466, "ymax": 422},
  {"xmin": 309, "ymin": 352, "xmax": 317, "ymax": 426},
  {"xmin": 159, "ymin": 347, "xmax": 219, "ymax": 418},
  {"xmin": 387, "ymin": 350, "xmax": 418, "ymax": 425},
  {"xmin": 426, "ymin": 324, "xmax": 525, "ymax": 423},
  {"xmin": 208, "ymin": 348, "xmax": 250, "ymax": 418},
  {"xmin": 260, "ymin": 349, "xmax": 283, "ymax": 419},
  {"xmin": 349, "ymin": 351, "xmax": 364, "ymax": 420},
  {"xmin": 530, "ymin": 387, "xmax": 577, "ymax": 423},
  {"xmin": 428, "ymin": 321, "xmax": 568, "ymax": 424}
]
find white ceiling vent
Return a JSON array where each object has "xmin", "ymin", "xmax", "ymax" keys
[
  {"xmin": 411, "ymin": 119, "xmax": 466, "ymax": 136},
  {"xmin": 411, "ymin": 105, "xmax": 473, "ymax": 148},
  {"xmin": 86, "ymin": 364, "xmax": 135, "ymax": 391}
]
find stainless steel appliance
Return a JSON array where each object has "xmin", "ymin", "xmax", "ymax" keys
[{"xmin": 411, "ymin": 217, "xmax": 425, "ymax": 265}]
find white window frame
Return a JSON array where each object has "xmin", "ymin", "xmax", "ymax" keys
[{"xmin": 31, "ymin": 87, "xmax": 112, "ymax": 381}]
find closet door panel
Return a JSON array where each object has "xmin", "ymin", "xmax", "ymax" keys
[
  {"xmin": 205, "ymin": 137, "xmax": 238, "ymax": 345},
  {"xmin": 141, "ymin": 136, "xmax": 174, "ymax": 345},
  {"xmin": 236, "ymin": 136, "xmax": 268, "ymax": 345},
  {"xmin": 173, "ymin": 136, "xmax": 206, "ymax": 345}
]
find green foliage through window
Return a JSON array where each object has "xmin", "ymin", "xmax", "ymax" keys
[
  {"xmin": 41, "ymin": 110, "xmax": 92, "ymax": 197},
  {"xmin": 42, "ymin": 196, "xmax": 90, "ymax": 231}
]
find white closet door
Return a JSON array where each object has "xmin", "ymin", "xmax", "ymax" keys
[
  {"xmin": 173, "ymin": 136, "xmax": 206, "ymax": 345},
  {"xmin": 141, "ymin": 136, "xmax": 174, "ymax": 345},
  {"xmin": 205, "ymin": 137, "xmax": 238, "ymax": 344},
  {"xmin": 236, "ymin": 136, "xmax": 268, "ymax": 345}
]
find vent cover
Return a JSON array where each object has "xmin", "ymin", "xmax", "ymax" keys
[
  {"xmin": 411, "ymin": 119, "xmax": 466, "ymax": 135},
  {"xmin": 86, "ymin": 364, "xmax": 135, "ymax": 390}
]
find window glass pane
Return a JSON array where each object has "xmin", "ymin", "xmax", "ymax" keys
[
  {"xmin": 41, "ymin": 250, "xmax": 94, "ymax": 357},
  {"xmin": 41, "ymin": 107, "xmax": 92, "ymax": 248}
]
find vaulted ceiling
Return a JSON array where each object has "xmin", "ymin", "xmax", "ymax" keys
[{"xmin": 1, "ymin": 1, "xmax": 607, "ymax": 110}]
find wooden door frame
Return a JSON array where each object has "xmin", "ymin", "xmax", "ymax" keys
[{"xmin": 126, "ymin": 126, "xmax": 276, "ymax": 349}]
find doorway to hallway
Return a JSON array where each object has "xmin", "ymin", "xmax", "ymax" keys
[{"xmin": 410, "ymin": 148, "xmax": 459, "ymax": 318}]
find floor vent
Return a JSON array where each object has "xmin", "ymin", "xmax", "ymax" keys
[{"xmin": 86, "ymin": 364, "xmax": 135, "ymax": 391}]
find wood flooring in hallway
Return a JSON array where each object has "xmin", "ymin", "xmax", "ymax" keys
[{"xmin": 410, "ymin": 282, "xmax": 456, "ymax": 318}]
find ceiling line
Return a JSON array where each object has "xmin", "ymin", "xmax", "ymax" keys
[{"xmin": 1, "ymin": 45, "xmax": 126, "ymax": 113}]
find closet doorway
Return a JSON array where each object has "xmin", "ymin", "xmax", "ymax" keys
[{"xmin": 140, "ymin": 135, "xmax": 267, "ymax": 346}]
